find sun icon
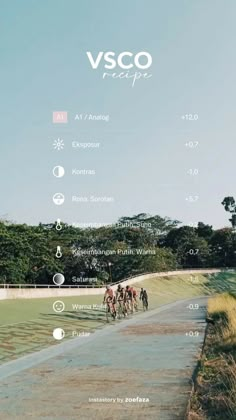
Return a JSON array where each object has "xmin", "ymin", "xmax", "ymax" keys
[{"xmin": 53, "ymin": 138, "xmax": 64, "ymax": 151}]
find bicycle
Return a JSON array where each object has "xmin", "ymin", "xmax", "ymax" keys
[
  {"xmin": 142, "ymin": 297, "xmax": 148, "ymax": 311},
  {"xmin": 117, "ymin": 300, "xmax": 126, "ymax": 319},
  {"xmin": 133, "ymin": 299, "xmax": 139, "ymax": 312},
  {"xmin": 126, "ymin": 298, "xmax": 134, "ymax": 314},
  {"xmin": 105, "ymin": 298, "xmax": 116, "ymax": 322}
]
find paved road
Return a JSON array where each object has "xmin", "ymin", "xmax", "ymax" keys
[{"xmin": 0, "ymin": 297, "xmax": 207, "ymax": 420}]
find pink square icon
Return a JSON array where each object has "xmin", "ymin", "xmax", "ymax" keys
[{"xmin": 53, "ymin": 111, "xmax": 68, "ymax": 123}]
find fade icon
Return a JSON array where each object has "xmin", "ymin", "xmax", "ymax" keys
[{"xmin": 53, "ymin": 328, "xmax": 65, "ymax": 340}]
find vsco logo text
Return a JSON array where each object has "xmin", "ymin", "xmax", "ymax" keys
[{"xmin": 86, "ymin": 51, "xmax": 153, "ymax": 87}]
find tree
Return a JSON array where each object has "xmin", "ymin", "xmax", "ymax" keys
[
  {"xmin": 196, "ymin": 222, "xmax": 213, "ymax": 241},
  {"xmin": 222, "ymin": 197, "xmax": 236, "ymax": 228},
  {"xmin": 0, "ymin": 223, "xmax": 30, "ymax": 283},
  {"xmin": 164, "ymin": 226, "xmax": 211, "ymax": 268},
  {"xmin": 118, "ymin": 213, "xmax": 179, "ymax": 243},
  {"xmin": 209, "ymin": 228, "xmax": 236, "ymax": 267}
]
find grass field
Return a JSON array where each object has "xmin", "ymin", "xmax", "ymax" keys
[
  {"xmin": 188, "ymin": 291, "xmax": 236, "ymax": 419},
  {"xmin": 0, "ymin": 271, "xmax": 235, "ymax": 364}
]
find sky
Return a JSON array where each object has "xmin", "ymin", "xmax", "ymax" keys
[{"xmin": 0, "ymin": 0, "xmax": 235, "ymax": 228}]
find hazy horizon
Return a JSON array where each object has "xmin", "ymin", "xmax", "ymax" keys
[{"xmin": 1, "ymin": 1, "xmax": 235, "ymax": 229}]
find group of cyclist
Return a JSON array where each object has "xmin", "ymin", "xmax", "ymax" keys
[{"xmin": 103, "ymin": 283, "xmax": 148, "ymax": 319}]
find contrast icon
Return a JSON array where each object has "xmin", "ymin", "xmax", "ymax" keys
[
  {"xmin": 53, "ymin": 328, "xmax": 65, "ymax": 340},
  {"xmin": 53, "ymin": 300, "xmax": 65, "ymax": 313},
  {"xmin": 53, "ymin": 273, "xmax": 65, "ymax": 286},
  {"xmin": 53, "ymin": 166, "xmax": 65, "ymax": 178},
  {"xmin": 53, "ymin": 193, "xmax": 65, "ymax": 205},
  {"xmin": 53, "ymin": 138, "xmax": 64, "ymax": 151}
]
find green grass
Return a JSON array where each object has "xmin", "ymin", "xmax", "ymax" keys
[
  {"xmin": 0, "ymin": 271, "xmax": 235, "ymax": 364},
  {"xmin": 188, "ymin": 292, "xmax": 236, "ymax": 419},
  {"xmin": 0, "ymin": 295, "xmax": 106, "ymax": 364},
  {"xmin": 0, "ymin": 295, "xmax": 103, "ymax": 326}
]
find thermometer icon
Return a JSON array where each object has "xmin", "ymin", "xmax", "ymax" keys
[
  {"xmin": 56, "ymin": 246, "xmax": 62, "ymax": 258},
  {"xmin": 56, "ymin": 219, "xmax": 62, "ymax": 231}
]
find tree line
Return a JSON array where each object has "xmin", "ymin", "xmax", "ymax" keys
[{"xmin": 0, "ymin": 197, "xmax": 235, "ymax": 285}]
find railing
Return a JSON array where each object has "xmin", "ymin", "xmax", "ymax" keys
[
  {"xmin": 0, "ymin": 267, "xmax": 227, "ymax": 289},
  {"xmin": 0, "ymin": 283, "xmax": 103, "ymax": 289}
]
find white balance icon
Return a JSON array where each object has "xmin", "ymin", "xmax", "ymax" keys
[{"xmin": 56, "ymin": 246, "xmax": 62, "ymax": 258}]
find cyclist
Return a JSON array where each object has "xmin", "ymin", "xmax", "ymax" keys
[
  {"xmin": 115, "ymin": 284, "xmax": 122, "ymax": 300},
  {"xmin": 103, "ymin": 285, "xmax": 116, "ymax": 318},
  {"xmin": 116, "ymin": 285, "xmax": 127, "ymax": 317},
  {"xmin": 126, "ymin": 285, "xmax": 134, "ymax": 312},
  {"xmin": 132, "ymin": 287, "xmax": 138, "ymax": 310},
  {"xmin": 140, "ymin": 288, "xmax": 148, "ymax": 309}
]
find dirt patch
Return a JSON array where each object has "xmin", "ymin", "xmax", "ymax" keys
[
  {"xmin": 62, "ymin": 376, "xmax": 128, "ymax": 387},
  {"xmin": 120, "ymin": 323, "xmax": 205, "ymax": 335}
]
